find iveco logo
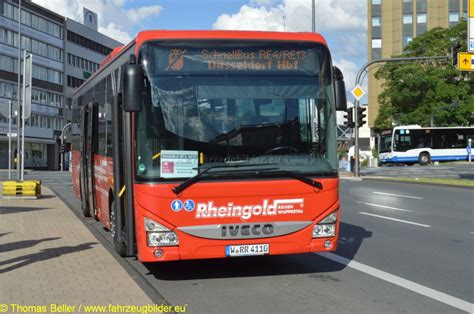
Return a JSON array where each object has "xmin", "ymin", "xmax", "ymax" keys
[{"xmin": 221, "ymin": 223, "xmax": 274, "ymax": 237}]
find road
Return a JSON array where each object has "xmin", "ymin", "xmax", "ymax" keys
[
  {"xmin": 360, "ymin": 162, "xmax": 474, "ymax": 180},
  {"xmin": 2, "ymin": 171, "xmax": 473, "ymax": 313}
]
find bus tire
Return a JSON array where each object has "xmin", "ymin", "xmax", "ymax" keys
[
  {"xmin": 418, "ymin": 152, "xmax": 431, "ymax": 166},
  {"xmin": 110, "ymin": 200, "xmax": 127, "ymax": 257}
]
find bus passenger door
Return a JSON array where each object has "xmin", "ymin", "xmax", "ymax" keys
[{"xmin": 80, "ymin": 102, "xmax": 98, "ymax": 218}]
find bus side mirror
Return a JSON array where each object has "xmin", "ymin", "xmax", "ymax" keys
[
  {"xmin": 333, "ymin": 66, "xmax": 347, "ymax": 111},
  {"xmin": 123, "ymin": 55, "xmax": 143, "ymax": 112}
]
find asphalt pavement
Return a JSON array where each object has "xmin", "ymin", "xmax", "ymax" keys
[
  {"xmin": 1, "ymin": 170, "xmax": 473, "ymax": 313},
  {"xmin": 360, "ymin": 162, "xmax": 474, "ymax": 180}
]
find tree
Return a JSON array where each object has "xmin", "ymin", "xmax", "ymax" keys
[{"xmin": 374, "ymin": 20, "xmax": 474, "ymax": 131}]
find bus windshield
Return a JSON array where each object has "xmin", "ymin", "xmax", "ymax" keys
[
  {"xmin": 135, "ymin": 41, "xmax": 337, "ymax": 181},
  {"xmin": 379, "ymin": 133, "xmax": 392, "ymax": 153}
]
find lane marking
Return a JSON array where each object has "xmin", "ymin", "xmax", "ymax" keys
[
  {"xmin": 357, "ymin": 201, "xmax": 414, "ymax": 213},
  {"xmin": 358, "ymin": 212, "xmax": 431, "ymax": 228},
  {"xmin": 317, "ymin": 252, "xmax": 473, "ymax": 313},
  {"xmin": 372, "ymin": 191, "xmax": 424, "ymax": 200}
]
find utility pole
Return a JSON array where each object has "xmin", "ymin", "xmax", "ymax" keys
[
  {"xmin": 353, "ymin": 55, "xmax": 449, "ymax": 177},
  {"xmin": 16, "ymin": 0, "xmax": 22, "ymax": 180},
  {"xmin": 312, "ymin": 0, "xmax": 316, "ymax": 33},
  {"xmin": 8, "ymin": 100, "xmax": 13, "ymax": 180}
]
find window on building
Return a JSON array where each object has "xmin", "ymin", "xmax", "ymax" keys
[
  {"xmin": 402, "ymin": 36, "xmax": 413, "ymax": 48},
  {"xmin": 402, "ymin": 0, "xmax": 413, "ymax": 14},
  {"xmin": 403, "ymin": 14, "xmax": 413, "ymax": 24},
  {"xmin": 372, "ymin": 0, "xmax": 381, "ymax": 5},
  {"xmin": 372, "ymin": 48, "xmax": 382, "ymax": 60},
  {"xmin": 417, "ymin": 13, "xmax": 427, "ymax": 24},
  {"xmin": 372, "ymin": 17, "xmax": 381, "ymax": 27},
  {"xmin": 449, "ymin": 0, "xmax": 460, "ymax": 12},
  {"xmin": 416, "ymin": 13, "xmax": 427, "ymax": 35},
  {"xmin": 416, "ymin": 0, "xmax": 427, "ymax": 13},
  {"xmin": 449, "ymin": 12, "xmax": 459, "ymax": 23},
  {"xmin": 372, "ymin": 39, "xmax": 382, "ymax": 48}
]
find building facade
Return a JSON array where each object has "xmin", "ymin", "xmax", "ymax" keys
[
  {"xmin": 367, "ymin": 0, "xmax": 469, "ymax": 129},
  {"xmin": 0, "ymin": 0, "xmax": 65, "ymax": 170},
  {"xmin": 64, "ymin": 17, "xmax": 120, "ymax": 124},
  {"xmin": 0, "ymin": 0, "xmax": 121, "ymax": 170}
]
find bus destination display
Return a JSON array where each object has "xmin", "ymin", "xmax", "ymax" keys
[{"xmin": 155, "ymin": 46, "xmax": 320, "ymax": 75}]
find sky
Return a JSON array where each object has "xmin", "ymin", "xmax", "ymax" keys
[{"xmin": 32, "ymin": 0, "xmax": 368, "ymax": 101}]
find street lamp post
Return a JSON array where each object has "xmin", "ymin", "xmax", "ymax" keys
[
  {"xmin": 60, "ymin": 123, "xmax": 72, "ymax": 172},
  {"xmin": 16, "ymin": 0, "xmax": 23, "ymax": 180}
]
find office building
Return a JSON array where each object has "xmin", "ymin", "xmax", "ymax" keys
[
  {"xmin": 367, "ymin": 0, "xmax": 468, "ymax": 129},
  {"xmin": 0, "ymin": 0, "xmax": 65, "ymax": 169},
  {"xmin": 64, "ymin": 14, "xmax": 121, "ymax": 123},
  {"xmin": 0, "ymin": 0, "xmax": 121, "ymax": 170}
]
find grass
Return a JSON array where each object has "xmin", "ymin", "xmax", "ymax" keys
[{"xmin": 372, "ymin": 177, "xmax": 474, "ymax": 187}]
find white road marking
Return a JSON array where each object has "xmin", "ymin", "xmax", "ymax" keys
[
  {"xmin": 358, "ymin": 212, "xmax": 431, "ymax": 228},
  {"xmin": 470, "ymin": 232, "xmax": 474, "ymax": 234},
  {"xmin": 357, "ymin": 201, "xmax": 414, "ymax": 213},
  {"xmin": 372, "ymin": 191, "xmax": 424, "ymax": 200},
  {"xmin": 317, "ymin": 252, "xmax": 474, "ymax": 313}
]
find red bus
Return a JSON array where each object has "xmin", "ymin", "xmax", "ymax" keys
[{"xmin": 71, "ymin": 30, "xmax": 348, "ymax": 262}]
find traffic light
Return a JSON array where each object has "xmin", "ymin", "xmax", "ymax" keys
[
  {"xmin": 357, "ymin": 106, "xmax": 367, "ymax": 127},
  {"xmin": 451, "ymin": 43, "xmax": 461, "ymax": 67},
  {"xmin": 343, "ymin": 107, "xmax": 355, "ymax": 128}
]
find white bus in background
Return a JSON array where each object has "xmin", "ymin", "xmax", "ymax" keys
[{"xmin": 378, "ymin": 125, "xmax": 474, "ymax": 165}]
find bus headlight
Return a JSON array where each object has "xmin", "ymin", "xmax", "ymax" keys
[
  {"xmin": 313, "ymin": 211, "xmax": 337, "ymax": 238},
  {"xmin": 148, "ymin": 232, "xmax": 179, "ymax": 246},
  {"xmin": 144, "ymin": 217, "xmax": 179, "ymax": 246}
]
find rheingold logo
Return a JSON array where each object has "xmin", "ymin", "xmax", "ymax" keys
[{"xmin": 195, "ymin": 199, "xmax": 304, "ymax": 219}]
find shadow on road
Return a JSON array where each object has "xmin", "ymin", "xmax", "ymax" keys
[
  {"xmin": 144, "ymin": 222, "xmax": 371, "ymax": 281},
  {"xmin": 459, "ymin": 173, "xmax": 474, "ymax": 180},
  {"xmin": 0, "ymin": 206, "xmax": 50, "ymax": 215},
  {"xmin": 0, "ymin": 242, "xmax": 97, "ymax": 274},
  {"xmin": 0, "ymin": 237, "xmax": 61, "ymax": 254}
]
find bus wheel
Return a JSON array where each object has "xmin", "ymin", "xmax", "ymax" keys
[
  {"xmin": 110, "ymin": 200, "xmax": 127, "ymax": 257},
  {"xmin": 418, "ymin": 152, "xmax": 431, "ymax": 166}
]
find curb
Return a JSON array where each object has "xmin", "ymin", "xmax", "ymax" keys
[
  {"xmin": 361, "ymin": 176, "xmax": 474, "ymax": 189},
  {"xmin": 48, "ymin": 186, "xmax": 172, "ymax": 308}
]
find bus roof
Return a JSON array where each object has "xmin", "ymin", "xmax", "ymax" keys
[
  {"xmin": 133, "ymin": 30, "xmax": 328, "ymax": 52},
  {"xmin": 74, "ymin": 30, "xmax": 329, "ymax": 96}
]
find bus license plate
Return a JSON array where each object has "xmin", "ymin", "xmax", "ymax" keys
[{"xmin": 225, "ymin": 244, "xmax": 269, "ymax": 257}]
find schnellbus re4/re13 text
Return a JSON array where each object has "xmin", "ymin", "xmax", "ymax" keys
[{"xmin": 200, "ymin": 49, "xmax": 308, "ymax": 71}]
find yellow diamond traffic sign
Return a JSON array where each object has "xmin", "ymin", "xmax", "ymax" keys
[
  {"xmin": 458, "ymin": 52, "xmax": 474, "ymax": 71},
  {"xmin": 351, "ymin": 85, "xmax": 366, "ymax": 101}
]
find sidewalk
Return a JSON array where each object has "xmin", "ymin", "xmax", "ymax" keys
[{"xmin": 0, "ymin": 185, "xmax": 156, "ymax": 313}]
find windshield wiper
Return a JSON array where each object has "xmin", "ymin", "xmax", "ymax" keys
[
  {"xmin": 172, "ymin": 163, "xmax": 277, "ymax": 195},
  {"xmin": 263, "ymin": 170, "xmax": 323, "ymax": 190}
]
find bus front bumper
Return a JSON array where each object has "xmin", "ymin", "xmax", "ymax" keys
[{"xmin": 137, "ymin": 226, "xmax": 339, "ymax": 262}]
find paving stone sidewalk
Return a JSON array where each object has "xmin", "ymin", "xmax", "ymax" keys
[{"xmin": 0, "ymin": 185, "xmax": 156, "ymax": 313}]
